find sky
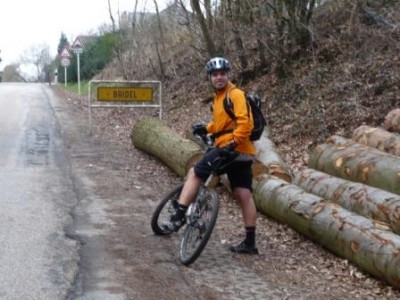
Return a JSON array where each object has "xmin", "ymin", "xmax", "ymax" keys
[{"xmin": 0, "ymin": 0, "xmax": 169, "ymax": 74}]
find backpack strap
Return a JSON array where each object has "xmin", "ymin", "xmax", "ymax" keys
[
  {"xmin": 225, "ymin": 89, "xmax": 251, "ymax": 120},
  {"xmin": 224, "ymin": 89, "xmax": 237, "ymax": 121},
  {"xmin": 210, "ymin": 128, "xmax": 233, "ymax": 139}
]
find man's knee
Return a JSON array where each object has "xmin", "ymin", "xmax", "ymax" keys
[
  {"xmin": 233, "ymin": 187, "xmax": 252, "ymax": 202},
  {"xmin": 186, "ymin": 167, "xmax": 202, "ymax": 183},
  {"xmin": 187, "ymin": 167, "xmax": 195, "ymax": 176}
]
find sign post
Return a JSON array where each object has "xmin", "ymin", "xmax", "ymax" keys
[
  {"xmin": 71, "ymin": 37, "xmax": 84, "ymax": 96},
  {"xmin": 61, "ymin": 58, "xmax": 70, "ymax": 87},
  {"xmin": 60, "ymin": 47, "xmax": 71, "ymax": 87},
  {"xmin": 73, "ymin": 47, "xmax": 83, "ymax": 96}
]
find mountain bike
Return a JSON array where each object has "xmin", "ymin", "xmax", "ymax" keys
[{"xmin": 151, "ymin": 134, "xmax": 236, "ymax": 266}]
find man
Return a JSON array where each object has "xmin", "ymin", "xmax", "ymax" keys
[{"xmin": 162, "ymin": 57, "xmax": 258, "ymax": 254}]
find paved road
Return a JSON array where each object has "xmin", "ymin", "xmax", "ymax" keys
[
  {"xmin": 0, "ymin": 84, "xmax": 78, "ymax": 298},
  {"xmin": 0, "ymin": 83, "xmax": 130, "ymax": 299}
]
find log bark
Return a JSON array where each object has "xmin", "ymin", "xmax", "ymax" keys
[
  {"xmin": 253, "ymin": 129, "xmax": 292, "ymax": 182},
  {"xmin": 383, "ymin": 108, "xmax": 400, "ymax": 132},
  {"xmin": 253, "ymin": 176, "xmax": 400, "ymax": 289},
  {"xmin": 294, "ymin": 167, "xmax": 400, "ymax": 234},
  {"xmin": 352, "ymin": 125, "xmax": 400, "ymax": 156},
  {"xmin": 131, "ymin": 117, "xmax": 203, "ymax": 177},
  {"xmin": 308, "ymin": 135, "xmax": 400, "ymax": 195}
]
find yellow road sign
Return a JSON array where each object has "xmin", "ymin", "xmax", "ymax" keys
[{"xmin": 97, "ymin": 87, "xmax": 153, "ymax": 102}]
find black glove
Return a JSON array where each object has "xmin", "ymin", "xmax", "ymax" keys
[
  {"xmin": 218, "ymin": 143, "xmax": 238, "ymax": 160},
  {"xmin": 192, "ymin": 123, "xmax": 207, "ymax": 136},
  {"xmin": 223, "ymin": 142, "xmax": 236, "ymax": 152}
]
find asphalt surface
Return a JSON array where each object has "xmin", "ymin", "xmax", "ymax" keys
[{"xmin": 0, "ymin": 84, "xmax": 78, "ymax": 298}]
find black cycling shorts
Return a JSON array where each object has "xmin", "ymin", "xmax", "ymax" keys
[{"xmin": 193, "ymin": 148, "xmax": 253, "ymax": 191}]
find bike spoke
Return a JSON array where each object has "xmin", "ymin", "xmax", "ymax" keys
[{"xmin": 179, "ymin": 189, "xmax": 219, "ymax": 265}]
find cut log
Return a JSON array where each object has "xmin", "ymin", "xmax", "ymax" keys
[
  {"xmin": 383, "ymin": 108, "xmax": 400, "ymax": 132},
  {"xmin": 308, "ymin": 135, "xmax": 400, "ymax": 195},
  {"xmin": 253, "ymin": 176, "xmax": 400, "ymax": 289},
  {"xmin": 133, "ymin": 118, "xmax": 291, "ymax": 183},
  {"xmin": 352, "ymin": 125, "xmax": 400, "ymax": 156},
  {"xmin": 253, "ymin": 129, "xmax": 292, "ymax": 182},
  {"xmin": 294, "ymin": 167, "xmax": 400, "ymax": 234},
  {"xmin": 131, "ymin": 117, "xmax": 203, "ymax": 177}
]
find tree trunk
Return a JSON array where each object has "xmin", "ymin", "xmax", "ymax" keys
[
  {"xmin": 348, "ymin": 0, "xmax": 363, "ymax": 32},
  {"xmin": 308, "ymin": 135, "xmax": 400, "ymax": 195},
  {"xmin": 131, "ymin": 117, "xmax": 203, "ymax": 177},
  {"xmin": 253, "ymin": 129, "xmax": 292, "ymax": 182},
  {"xmin": 226, "ymin": 0, "xmax": 248, "ymax": 69},
  {"xmin": 253, "ymin": 176, "xmax": 400, "ymax": 289},
  {"xmin": 352, "ymin": 125, "xmax": 400, "ymax": 156},
  {"xmin": 190, "ymin": 0, "xmax": 216, "ymax": 57},
  {"xmin": 294, "ymin": 167, "xmax": 400, "ymax": 234},
  {"xmin": 154, "ymin": 0, "xmax": 166, "ymax": 80},
  {"xmin": 383, "ymin": 108, "xmax": 400, "ymax": 133}
]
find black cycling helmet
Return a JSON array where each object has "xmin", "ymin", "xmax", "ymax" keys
[{"xmin": 205, "ymin": 57, "xmax": 231, "ymax": 75}]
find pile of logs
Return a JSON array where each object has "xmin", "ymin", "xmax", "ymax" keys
[{"xmin": 131, "ymin": 108, "xmax": 400, "ymax": 289}]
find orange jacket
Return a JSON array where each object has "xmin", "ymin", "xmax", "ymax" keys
[{"xmin": 206, "ymin": 82, "xmax": 255, "ymax": 156}]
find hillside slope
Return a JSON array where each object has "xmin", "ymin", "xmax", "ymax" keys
[
  {"xmin": 165, "ymin": 3, "xmax": 398, "ymax": 172},
  {"xmin": 85, "ymin": 1, "xmax": 400, "ymax": 295}
]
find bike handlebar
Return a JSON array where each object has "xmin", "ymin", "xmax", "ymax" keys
[
  {"xmin": 193, "ymin": 129, "xmax": 238, "ymax": 176},
  {"xmin": 194, "ymin": 133, "xmax": 213, "ymax": 146}
]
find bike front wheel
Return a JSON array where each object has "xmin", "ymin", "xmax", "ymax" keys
[
  {"xmin": 151, "ymin": 183, "xmax": 183, "ymax": 235},
  {"xmin": 179, "ymin": 187, "xmax": 219, "ymax": 265}
]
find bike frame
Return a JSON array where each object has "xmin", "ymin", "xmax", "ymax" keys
[{"xmin": 151, "ymin": 132, "xmax": 237, "ymax": 265}]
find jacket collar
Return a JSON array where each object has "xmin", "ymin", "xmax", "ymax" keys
[{"xmin": 216, "ymin": 82, "xmax": 235, "ymax": 96}]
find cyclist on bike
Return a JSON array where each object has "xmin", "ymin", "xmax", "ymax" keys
[{"xmin": 162, "ymin": 57, "xmax": 258, "ymax": 255}]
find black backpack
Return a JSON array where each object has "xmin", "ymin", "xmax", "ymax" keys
[{"xmin": 223, "ymin": 89, "xmax": 267, "ymax": 141}]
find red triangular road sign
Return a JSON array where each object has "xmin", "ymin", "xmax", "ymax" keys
[{"xmin": 60, "ymin": 47, "xmax": 71, "ymax": 58}]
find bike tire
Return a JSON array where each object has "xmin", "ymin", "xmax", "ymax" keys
[
  {"xmin": 179, "ymin": 187, "xmax": 219, "ymax": 265},
  {"xmin": 151, "ymin": 183, "xmax": 184, "ymax": 235}
]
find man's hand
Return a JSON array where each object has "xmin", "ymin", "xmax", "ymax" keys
[
  {"xmin": 223, "ymin": 141, "xmax": 236, "ymax": 152},
  {"xmin": 192, "ymin": 123, "xmax": 207, "ymax": 136},
  {"xmin": 218, "ymin": 143, "xmax": 238, "ymax": 160}
]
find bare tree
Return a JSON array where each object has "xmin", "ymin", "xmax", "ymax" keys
[
  {"xmin": 154, "ymin": 0, "xmax": 166, "ymax": 79},
  {"xmin": 20, "ymin": 44, "xmax": 52, "ymax": 82},
  {"xmin": 1, "ymin": 64, "xmax": 24, "ymax": 82},
  {"xmin": 225, "ymin": 0, "xmax": 249, "ymax": 69},
  {"xmin": 190, "ymin": 0, "xmax": 217, "ymax": 56},
  {"xmin": 107, "ymin": 0, "xmax": 116, "ymax": 32},
  {"xmin": 269, "ymin": 0, "xmax": 317, "ymax": 78}
]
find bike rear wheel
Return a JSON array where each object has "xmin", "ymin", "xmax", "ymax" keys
[
  {"xmin": 179, "ymin": 187, "xmax": 219, "ymax": 265},
  {"xmin": 151, "ymin": 183, "xmax": 183, "ymax": 235}
]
